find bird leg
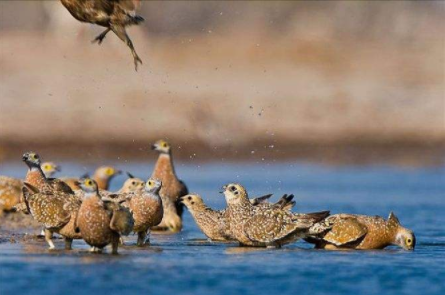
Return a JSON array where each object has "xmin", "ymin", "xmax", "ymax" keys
[
  {"xmin": 111, "ymin": 235, "xmax": 119, "ymax": 255},
  {"xmin": 111, "ymin": 25, "xmax": 142, "ymax": 71},
  {"xmin": 91, "ymin": 28, "xmax": 111, "ymax": 45},
  {"xmin": 137, "ymin": 231, "xmax": 148, "ymax": 247},
  {"xmin": 45, "ymin": 229, "xmax": 55, "ymax": 249},
  {"xmin": 64, "ymin": 238, "xmax": 73, "ymax": 250}
]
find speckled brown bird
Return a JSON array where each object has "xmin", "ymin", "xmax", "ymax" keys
[
  {"xmin": 222, "ymin": 183, "xmax": 329, "ymax": 248},
  {"xmin": 63, "ymin": 166, "xmax": 121, "ymax": 191},
  {"xmin": 22, "ymin": 183, "xmax": 82, "ymax": 250},
  {"xmin": 305, "ymin": 212, "xmax": 416, "ymax": 250},
  {"xmin": 181, "ymin": 193, "xmax": 296, "ymax": 241},
  {"xmin": 22, "ymin": 152, "xmax": 73, "ymax": 195},
  {"xmin": 76, "ymin": 178, "xmax": 124, "ymax": 254},
  {"xmin": 0, "ymin": 176, "xmax": 23, "ymax": 211},
  {"xmin": 121, "ymin": 178, "xmax": 163, "ymax": 246},
  {"xmin": 0, "ymin": 161, "xmax": 61, "ymax": 211},
  {"xmin": 151, "ymin": 140, "xmax": 188, "ymax": 232},
  {"xmin": 60, "ymin": 0, "xmax": 144, "ymax": 71},
  {"xmin": 116, "ymin": 172, "xmax": 145, "ymax": 193}
]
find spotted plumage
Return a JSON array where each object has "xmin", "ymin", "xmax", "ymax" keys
[
  {"xmin": 117, "ymin": 173, "xmax": 145, "ymax": 193},
  {"xmin": 59, "ymin": 0, "xmax": 144, "ymax": 71},
  {"xmin": 181, "ymin": 194, "xmax": 296, "ymax": 241},
  {"xmin": 306, "ymin": 213, "xmax": 416, "ymax": 250},
  {"xmin": 119, "ymin": 178, "xmax": 164, "ymax": 246},
  {"xmin": 151, "ymin": 140, "xmax": 188, "ymax": 232},
  {"xmin": 22, "ymin": 152, "xmax": 73, "ymax": 195},
  {"xmin": 22, "ymin": 183, "xmax": 82, "ymax": 249},
  {"xmin": 0, "ymin": 176, "xmax": 22, "ymax": 211},
  {"xmin": 222, "ymin": 183, "xmax": 329, "ymax": 247},
  {"xmin": 76, "ymin": 178, "xmax": 126, "ymax": 254}
]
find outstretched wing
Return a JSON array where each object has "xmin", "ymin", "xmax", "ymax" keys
[{"xmin": 323, "ymin": 217, "xmax": 368, "ymax": 246}]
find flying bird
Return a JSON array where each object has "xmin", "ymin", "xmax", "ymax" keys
[{"xmin": 60, "ymin": 0, "xmax": 144, "ymax": 70}]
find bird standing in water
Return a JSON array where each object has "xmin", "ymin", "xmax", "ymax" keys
[{"xmin": 60, "ymin": 0, "xmax": 144, "ymax": 70}]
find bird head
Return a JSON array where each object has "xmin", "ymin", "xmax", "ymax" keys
[
  {"xmin": 151, "ymin": 139, "xmax": 171, "ymax": 154},
  {"xmin": 75, "ymin": 178, "xmax": 99, "ymax": 195},
  {"xmin": 41, "ymin": 162, "xmax": 61, "ymax": 178},
  {"xmin": 220, "ymin": 183, "xmax": 248, "ymax": 205},
  {"xmin": 180, "ymin": 194, "xmax": 206, "ymax": 210},
  {"xmin": 389, "ymin": 212, "xmax": 416, "ymax": 250},
  {"xmin": 120, "ymin": 177, "xmax": 145, "ymax": 193},
  {"xmin": 145, "ymin": 178, "xmax": 162, "ymax": 194},
  {"xmin": 94, "ymin": 166, "xmax": 121, "ymax": 180},
  {"xmin": 22, "ymin": 152, "xmax": 42, "ymax": 168}
]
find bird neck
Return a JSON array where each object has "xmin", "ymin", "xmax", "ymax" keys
[
  {"xmin": 152, "ymin": 153, "xmax": 176, "ymax": 179},
  {"xmin": 93, "ymin": 174, "xmax": 110, "ymax": 190},
  {"xmin": 25, "ymin": 166, "xmax": 46, "ymax": 188}
]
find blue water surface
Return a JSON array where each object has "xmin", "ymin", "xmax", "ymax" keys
[{"xmin": 0, "ymin": 161, "xmax": 444, "ymax": 295}]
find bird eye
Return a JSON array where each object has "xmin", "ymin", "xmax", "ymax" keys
[
  {"xmin": 106, "ymin": 168, "xmax": 113, "ymax": 175},
  {"xmin": 148, "ymin": 181, "xmax": 153, "ymax": 186},
  {"xmin": 86, "ymin": 180, "xmax": 92, "ymax": 186},
  {"xmin": 131, "ymin": 181, "xmax": 136, "ymax": 185},
  {"xmin": 44, "ymin": 165, "xmax": 49, "ymax": 170},
  {"xmin": 234, "ymin": 191, "xmax": 239, "ymax": 195},
  {"xmin": 162, "ymin": 143, "xmax": 167, "ymax": 148},
  {"xmin": 406, "ymin": 238, "xmax": 412, "ymax": 245},
  {"xmin": 229, "ymin": 186, "xmax": 236, "ymax": 191},
  {"xmin": 188, "ymin": 196, "xmax": 192, "ymax": 200}
]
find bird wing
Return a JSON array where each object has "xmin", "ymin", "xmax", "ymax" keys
[
  {"xmin": 250, "ymin": 194, "xmax": 273, "ymax": 205},
  {"xmin": 109, "ymin": 207, "xmax": 134, "ymax": 236},
  {"xmin": 323, "ymin": 217, "xmax": 368, "ymax": 246},
  {"xmin": 243, "ymin": 210, "xmax": 300, "ymax": 243},
  {"xmin": 116, "ymin": 0, "xmax": 141, "ymax": 12},
  {"xmin": 47, "ymin": 178, "xmax": 75, "ymax": 194}
]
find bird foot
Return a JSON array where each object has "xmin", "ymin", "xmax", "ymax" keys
[
  {"xmin": 91, "ymin": 35, "xmax": 106, "ymax": 45},
  {"xmin": 133, "ymin": 56, "xmax": 143, "ymax": 72}
]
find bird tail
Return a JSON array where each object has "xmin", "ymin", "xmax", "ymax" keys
[{"xmin": 293, "ymin": 210, "xmax": 330, "ymax": 223}]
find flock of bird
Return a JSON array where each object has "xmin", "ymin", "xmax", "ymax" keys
[
  {"xmin": 0, "ymin": 139, "xmax": 416, "ymax": 254},
  {"xmin": 0, "ymin": 1, "xmax": 416, "ymax": 253}
]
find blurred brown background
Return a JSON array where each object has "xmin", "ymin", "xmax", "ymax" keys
[{"xmin": 0, "ymin": 1, "xmax": 444, "ymax": 165}]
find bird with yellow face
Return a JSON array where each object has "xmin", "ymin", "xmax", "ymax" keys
[
  {"xmin": 119, "ymin": 178, "xmax": 164, "ymax": 246},
  {"xmin": 41, "ymin": 162, "xmax": 61, "ymax": 178},
  {"xmin": 1, "ymin": 158, "xmax": 60, "ymax": 212},
  {"xmin": 117, "ymin": 172, "xmax": 145, "ymax": 194},
  {"xmin": 62, "ymin": 166, "xmax": 121, "ymax": 191},
  {"xmin": 306, "ymin": 212, "xmax": 416, "ymax": 251},
  {"xmin": 151, "ymin": 139, "xmax": 188, "ymax": 233}
]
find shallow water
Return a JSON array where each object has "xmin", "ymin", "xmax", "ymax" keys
[{"xmin": 0, "ymin": 162, "xmax": 444, "ymax": 295}]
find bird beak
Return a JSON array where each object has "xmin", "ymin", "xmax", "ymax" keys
[
  {"xmin": 179, "ymin": 196, "xmax": 186, "ymax": 203},
  {"xmin": 151, "ymin": 144, "xmax": 157, "ymax": 150},
  {"xmin": 74, "ymin": 181, "xmax": 81, "ymax": 187},
  {"xmin": 55, "ymin": 165, "xmax": 61, "ymax": 172},
  {"xmin": 116, "ymin": 170, "xmax": 122, "ymax": 175},
  {"xmin": 22, "ymin": 155, "xmax": 27, "ymax": 161},
  {"xmin": 219, "ymin": 185, "xmax": 227, "ymax": 194}
]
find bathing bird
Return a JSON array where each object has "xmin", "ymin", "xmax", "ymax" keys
[
  {"xmin": 222, "ymin": 183, "xmax": 329, "ymax": 248},
  {"xmin": 181, "ymin": 193, "xmax": 296, "ymax": 241},
  {"xmin": 305, "ymin": 212, "xmax": 416, "ymax": 250}
]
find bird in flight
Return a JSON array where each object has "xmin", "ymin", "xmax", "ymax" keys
[{"xmin": 60, "ymin": 0, "xmax": 144, "ymax": 71}]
